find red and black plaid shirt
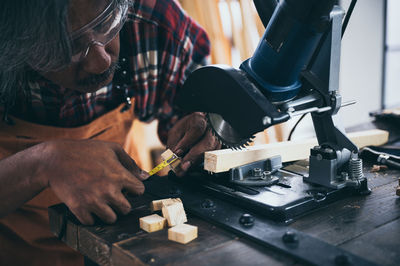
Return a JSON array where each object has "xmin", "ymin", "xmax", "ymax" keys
[{"xmin": 13, "ymin": 0, "xmax": 210, "ymax": 144}]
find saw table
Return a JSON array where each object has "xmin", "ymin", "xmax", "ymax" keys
[{"xmin": 49, "ymin": 152, "xmax": 400, "ymax": 266}]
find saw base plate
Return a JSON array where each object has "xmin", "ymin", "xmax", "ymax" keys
[
  {"xmin": 143, "ymin": 161, "xmax": 375, "ymax": 265},
  {"xmin": 163, "ymin": 160, "xmax": 368, "ymax": 224}
]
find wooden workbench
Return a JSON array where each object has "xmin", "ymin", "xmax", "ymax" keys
[
  {"xmin": 49, "ymin": 161, "xmax": 400, "ymax": 266},
  {"xmin": 48, "ymin": 114, "xmax": 400, "ymax": 266}
]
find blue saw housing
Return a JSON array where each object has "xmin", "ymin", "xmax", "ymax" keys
[{"xmin": 240, "ymin": 0, "xmax": 330, "ymax": 103}]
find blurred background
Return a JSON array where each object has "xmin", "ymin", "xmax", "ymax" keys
[{"xmin": 132, "ymin": 0, "xmax": 399, "ymax": 171}]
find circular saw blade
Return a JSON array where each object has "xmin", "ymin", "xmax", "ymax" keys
[{"xmin": 207, "ymin": 113, "xmax": 254, "ymax": 149}]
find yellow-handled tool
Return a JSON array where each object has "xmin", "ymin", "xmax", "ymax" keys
[{"xmin": 149, "ymin": 152, "xmax": 179, "ymax": 176}]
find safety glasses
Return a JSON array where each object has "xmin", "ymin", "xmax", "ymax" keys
[{"xmin": 69, "ymin": 0, "xmax": 129, "ymax": 65}]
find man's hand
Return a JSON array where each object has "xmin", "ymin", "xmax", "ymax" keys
[
  {"xmin": 167, "ymin": 112, "xmax": 221, "ymax": 176},
  {"xmin": 39, "ymin": 140, "xmax": 148, "ymax": 225}
]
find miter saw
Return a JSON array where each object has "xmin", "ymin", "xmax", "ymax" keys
[{"xmin": 175, "ymin": 0, "xmax": 370, "ymax": 222}]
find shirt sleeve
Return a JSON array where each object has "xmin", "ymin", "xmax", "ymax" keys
[
  {"xmin": 127, "ymin": 0, "xmax": 210, "ymax": 145},
  {"xmin": 156, "ymin": 12, "xmax": 210, "ymax": 145}
]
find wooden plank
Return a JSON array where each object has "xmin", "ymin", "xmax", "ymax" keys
[
  {"xmin": 111, "ymin": 217, "xmax": 240, "ymax": 265},
  {"xmin": 184, "ymin": 237, "xmax": 296, "ymax": 266},
  {"xmin": 204, "ymin": 129, "xmax": 389, "ymax": 173},
  {"xmin": 78, "ymin": 229, "xmax": 112, "ymax": 266},
  {"xmin": 48, "ymin": 204, "xmax": 79, "ymax": 251},
  {"xmin": 339, "ymin": 219, "xmax": 400, "ymax": 266},
  {"xmin": 239, "ymin": 0, "xmax": 260, "ymax": 57},
  {"xmin": 226, "ymin": 0, "xmax": 247, "ymax": 60},
  {"xmin": 290, "ymin": 178, "xmax": 400, "ymax": 246},
  {"xmin": 180, "ymin": 0, "xmax": 232, "ymax": 64},
  {"xmin": 73, "ymin": 194, "xmax": 156, "ymax": 265},
  {"xmin": 77, "ymin": 207, "xmax": 152, "ymax": 265},
  {"xmin": 111, "ymin": 244, "xmax": 146, "ymax": 266}
]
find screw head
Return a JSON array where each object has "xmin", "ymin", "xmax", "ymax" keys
[
  {"xmin": 314, "ymin": 191, "xmax": 326, "ymax": 201},
  {"xmin": 282, "ymin": 231, "xmax": 299, "ymax": 244},
  {"xmin": 239, "ymin": 213, "xmax": 254, "ymax": 227},
  {"xmin": 168, "ymin": 186, "xmax": 181, "ymax": 196},
  {"xmin": 324, "ymin": 148, "xmax": 334, "ymax": 154},
  {"xmin": 262, "ymin": 171, "xmax": 272, "ymax": 180},
  {"xmin": 117, "ymin": 233, "xmax": 130, "ymax": 240},
  {"xmin": 339, "ymin": 172, "xmax": 349, "ymax": 181},
  {"xmin": 201, "ymin": 199, "xmax": 215, "ymax": 209},
  {"xmin": 253, "ymin": 168, "xmax": 263, "ymax": 177}
]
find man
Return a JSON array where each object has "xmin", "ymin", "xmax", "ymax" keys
[{"xmin": 0, "ymin": 0, "xmax": 219, "ymax": 265}]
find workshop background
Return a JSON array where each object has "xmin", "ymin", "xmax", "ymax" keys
[{"xmin": 133, "ymin": 0, "xmax": 399, "ymax": 171}]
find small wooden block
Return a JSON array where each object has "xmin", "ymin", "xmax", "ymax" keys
[
  {"xmin": 161, "ymin": 149, "xmax": 181, "ymax": 172},
  {"xmin": 139, "ymin": 214, "xmax": 166, "ymax": 233},
  {"xmin": 162, "ymin": 201, "xmax": 187, "ymax": 227},
  {"xmin": 168, "ymin": 223, "xmax": 198, "ymax": 244},
  {"xmin": 150, "ymin": 198, "xmax": 180, "ymax": 211}
]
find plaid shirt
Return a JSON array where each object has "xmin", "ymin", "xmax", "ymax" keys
[{"xmin": 12, "ymin": 0, "xmax": 210, "ymax": 144}]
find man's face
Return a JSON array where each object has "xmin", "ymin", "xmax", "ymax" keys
[{"xmin": 42, "ymin": 0, "xmax": 120, "ymax": 93}]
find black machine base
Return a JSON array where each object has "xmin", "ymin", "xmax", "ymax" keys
[
  {"xmin": 144, "ymin": 160, "xmax": 375, "ymax": 266},
  {"xmin": 156, "ymin": 159, "xmax": 370, "ymax": 224}
]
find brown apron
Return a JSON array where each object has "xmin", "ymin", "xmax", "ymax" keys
[{"xmin": 0, "ymin": 100, "xmax": 140, "ymax": 266}]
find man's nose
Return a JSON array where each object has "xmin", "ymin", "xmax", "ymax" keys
[{"xmin": 82, "ymin": 44, "xmax": 112, "ymax": 74}]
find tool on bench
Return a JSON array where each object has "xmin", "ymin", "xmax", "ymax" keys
[
  {"xmin": 174, "ymin": 0, "xmax": 371, "ymax": 222},
  {"xmin": 360, "ymin": 146, "xmax": 400, "ymax": 170},
  {"xmin": 149, "ymin": 151, "xmax": 179, "ymax": 176}
]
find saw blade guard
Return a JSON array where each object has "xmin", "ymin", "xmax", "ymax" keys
[
  {"xmin": 241, "ymin": 0, "xmax": 336, "ymax": 103},
  {"xmin": 175, "ymin": 65, "xmax": 291, "ymax": 148}
]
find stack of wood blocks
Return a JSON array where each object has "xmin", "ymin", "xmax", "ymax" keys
[{"xmin": 139, "ymin": 198, "xmax": 198, "ymax": 244}]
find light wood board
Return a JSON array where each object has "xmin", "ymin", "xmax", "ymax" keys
[{"xmin": 204, "ymin": 129, "xmax": 389, "ymax": 173}]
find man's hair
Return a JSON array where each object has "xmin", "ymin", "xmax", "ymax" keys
[
  {"xmin": 0, "ymin": 0, "xmax": 131, "ymax": 110},
  {"xmin": 0, "ymin": 0, "xmax": 71, "ymax": 108}
]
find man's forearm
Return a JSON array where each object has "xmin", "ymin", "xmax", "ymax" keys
[{"xmin": 0, "ymin": 143, "xmax": 48, "ymax": 217}]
